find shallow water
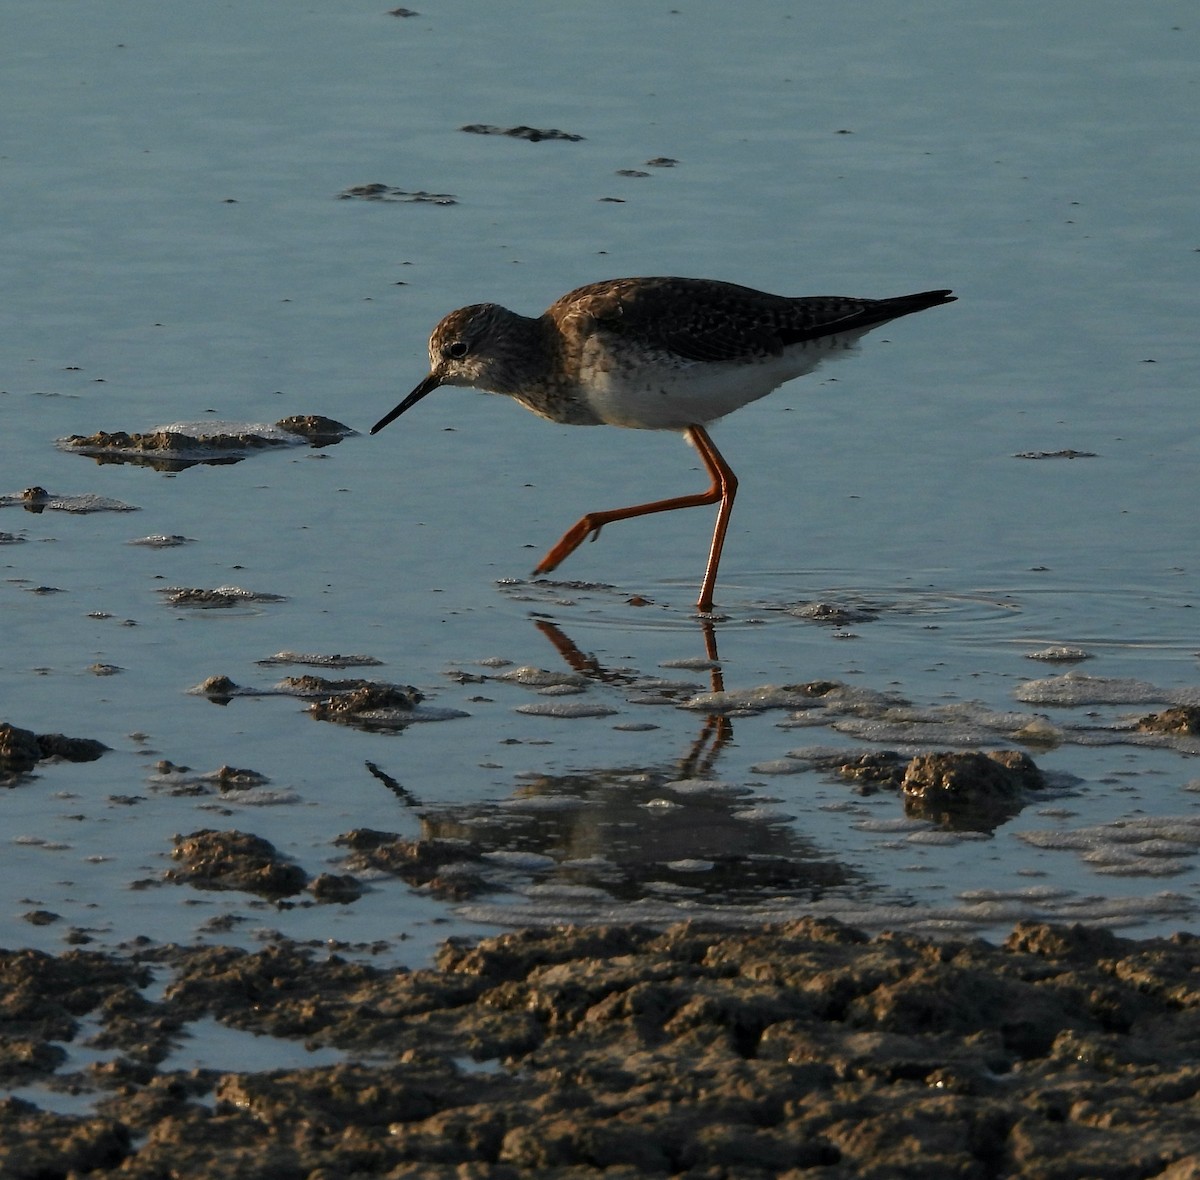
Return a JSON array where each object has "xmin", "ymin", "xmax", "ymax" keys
[{"xmin": 3, "ymin": 0, "xmax": 1198, "ymax": 1006}]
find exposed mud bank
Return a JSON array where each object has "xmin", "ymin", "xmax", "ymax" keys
[{"xmin": 2, "ymin": 918, "xmax": 1198, "ymax": 1177}]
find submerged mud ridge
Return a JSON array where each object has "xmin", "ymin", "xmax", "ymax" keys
[
  {"xmin": 338, "ymin": 183, "xmax": 458, "ymax": 204},
  {"xmin": 460, "ymin": 122, "xmax": 585, "ymax": 142},
  {"xmin": 2, "ymin": 919, "xmax": 1199, "ymax": 1177},
  {"xmin": 187, "ymin": 671, "xmax": 466, "ymax": 730},
  {"xmin": 0, "ymin": 487, "xmax": 138, "ymax": 514}
]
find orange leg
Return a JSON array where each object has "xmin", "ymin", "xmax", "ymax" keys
[{"xmin": 533, "ymin": 424, "xmax": 738, "ymax": 612}]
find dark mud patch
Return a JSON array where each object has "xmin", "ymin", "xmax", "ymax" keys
[
  {"xmin": 2, "ymin": 919, "xmax": 1199, "ymax": 1177},
  {"xmin": 58, "ymin": 417, "xmax": 353, "ymax": 470},
  {"xmin": 461, "ymin": 123, "xmax": 585, "ymax": 142},
  {"xmin": 338, "ymin": 183, "xmax": 457, "ymax": 204},
  {"xmin": 1014, "ymin": 449, "xmax": 1098, "ymax": 459},
  {"xmin": 1, "ymin": 722, "xmax": 108, "ymax": 785}
]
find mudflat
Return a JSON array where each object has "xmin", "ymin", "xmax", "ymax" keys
[{"xmin": 3, "ymin": 917, "xmax": 1198, "ymax": 1177}]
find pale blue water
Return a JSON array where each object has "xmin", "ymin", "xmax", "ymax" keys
[{"xmin": 3, "ymin": 0, "xmax": 1199, "ymax": 1031}]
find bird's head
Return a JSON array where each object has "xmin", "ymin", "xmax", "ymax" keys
[{"xmin": 370, "ymin": 304, "xmax": 523, "ymax": 435}]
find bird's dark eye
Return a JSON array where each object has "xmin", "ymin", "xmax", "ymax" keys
[{"xmin": 445, "ymin": 340, "xmax": 469, "ymax": 360}]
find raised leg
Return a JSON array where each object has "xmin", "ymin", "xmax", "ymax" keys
[{"xmin": 533, "ymin": 424, "xmax": 737, "ymax": 612}]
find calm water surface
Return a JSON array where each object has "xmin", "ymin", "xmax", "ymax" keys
[{"xmin": 2, "ymin": 0, "xmax": 1198, "ymax": 1004}]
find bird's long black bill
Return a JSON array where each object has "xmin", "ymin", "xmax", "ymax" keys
[{"xmin": 369, "ymin": 373, "xmax": 441, "ymax": 435}]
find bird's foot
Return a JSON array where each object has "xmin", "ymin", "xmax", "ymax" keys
[{"xmin": 533, "ymin": 517, "xmax": 604, "ymax": 575}]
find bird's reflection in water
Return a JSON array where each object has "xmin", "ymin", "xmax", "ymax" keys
[
  {"xmin": 532, "ymin": 615, "xmax": 731, "ymax": 779},
  {"xmin": 414, "ymin": 615, "xmax": 857, "ymax": 909}
]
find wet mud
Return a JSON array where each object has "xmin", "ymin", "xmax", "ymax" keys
[
  {"xmin": 57, "ymin": 417, "xmax": 353, "ymax": 471},
  {"xmin": 2, "ymin": 920, "xmax": 1198, "ymax": 1178},
  {"xmin": 6, "ymin": 616, "xmax": 1200, "ymax": 1172}
]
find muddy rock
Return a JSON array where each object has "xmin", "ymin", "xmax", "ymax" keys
[
  {"xmin": 188, "ymin": 674, "xmax": 241, "ymax": 701},
  {"xmin": 903, "ymin": 750, "xmax": 1045, "ymax": 800},
  {"xmin": 165, "ymin": 829, "xmax": 309, "ymax": 898},
  {"xmin": 308, "ymin": 873, "xmax": 365, "ymax": 904},
  {"xmin": 902, "ymin": 749, "xmax": 1045, "ymax": 828},
  {"xmin": 1139, "ymin": 706, "xmax": 1200, "ymax": 736},
  {"xmin": 1, "ymin": 721, "xmax": 108, "ymax": 783},
  {"xmin": 835, "ymin": 749, "xmax": 907, "ymax": 790}
]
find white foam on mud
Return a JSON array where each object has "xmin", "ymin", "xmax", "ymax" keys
[
  {"xmin": 514, "ymin": 701, "xmax": 618, "ymax": 718},
  {"xmin": 499, "ymin": 666, "xmax": 591, "ymax": 688},
  {"xmin": 1015, "ymin": 673, "xmax": 1200, "ymax": 707}
]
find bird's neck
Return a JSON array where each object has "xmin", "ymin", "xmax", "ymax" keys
[{"xmin": 490, "ymin": 313, "xmax": 566, "ymax": 397}]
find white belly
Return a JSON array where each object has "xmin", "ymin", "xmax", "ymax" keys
[{"xmin": 577, "ymin": 333, "xmax": 864, "ymax": 430}]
